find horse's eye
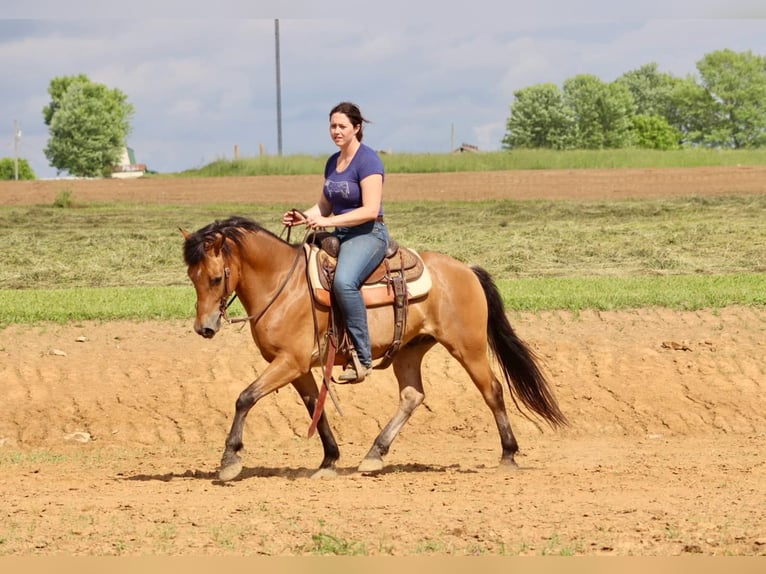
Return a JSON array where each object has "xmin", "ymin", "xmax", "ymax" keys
[{"xmin": 211, "ymin": 276, "xmax": 223, "ymax": 286}]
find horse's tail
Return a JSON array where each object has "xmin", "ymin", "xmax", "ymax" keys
[{"xmin": 472, "ymin": 265, "xmax": 568, "ymax": 428}]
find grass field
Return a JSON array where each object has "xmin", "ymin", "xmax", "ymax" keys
[
  {"xmin": 1, "ymin": 193, "xmax": 765, "ymax": 325},
  {"xmin": 180, "ymin": 148, "xmax": 766, "ymax": 176}
]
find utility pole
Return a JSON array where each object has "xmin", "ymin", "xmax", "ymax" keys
[
  {"xmin": 274, "ymin": 19, "xmax": 283, "ymax": 156},
  {"xmin": 13, "ymin": 120, "xmax": 20, "ymax": 180}
]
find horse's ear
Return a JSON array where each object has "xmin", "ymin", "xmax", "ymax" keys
[
  {"xmin": 212, "ymin": 234, "xmax": 225, "ymax": 255},
  {"xmin": 204, "ymin": 233, "xmax": 225, "ymax": 255},
  {"xmin": 179, "ymin": 227, "xmax": 191, "ymax": 240}
]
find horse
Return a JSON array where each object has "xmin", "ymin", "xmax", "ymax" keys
[{"xmin": 181, "ymin": 215, "xmax": 567, "ymax": 481}]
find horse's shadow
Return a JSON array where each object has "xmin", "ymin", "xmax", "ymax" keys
[{"xmin": 122, "ymin": 462, "xmax": 478, "ymax": 485}]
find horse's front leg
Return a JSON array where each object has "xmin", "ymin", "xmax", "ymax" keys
[
  {"xmin": 219, "ymin": 359, "xmax": 298, "ymax": 481},
  {"xmin": 291, "ymin": 373, "xmax": 340, "ymax": 478}
]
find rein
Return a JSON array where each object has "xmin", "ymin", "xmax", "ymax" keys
[{"xmin": 281, "ymin": 208, "xmax": 345, "ymax": 434}]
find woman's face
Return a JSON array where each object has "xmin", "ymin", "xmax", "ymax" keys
[{"xmin": 329, "ymin": 112, "xmax": 359, "ymax": 148}]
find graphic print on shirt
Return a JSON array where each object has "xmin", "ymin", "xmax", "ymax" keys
[{"xmin": 326, "ymin": 180, "xmax": 351, "ymax": 200}]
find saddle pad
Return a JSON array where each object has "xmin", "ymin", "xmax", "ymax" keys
[{"xmin": 305, "ymin": 244, "xmax": 432, "ymax": 308}]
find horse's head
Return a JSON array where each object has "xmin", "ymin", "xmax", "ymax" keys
[
  {"xmin": 182, "ymin": 216, "xmax": 287, "ymax": 338},
  {"xmin": 180, "ymin": 226, "xmax": 240, "ymax": 339}
]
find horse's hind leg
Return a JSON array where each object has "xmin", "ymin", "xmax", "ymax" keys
[
  {"xmin": 291, "ymin": 373, "xmax": 340, "ymax": 478},
  {"xmin": 449, "ymin": 349, "xmax": 520, "ymax": 469},
  {"xmin": 482, "ymin": 373, "xmax": 520, "ymax": 469},
  {"xmin": 358, "ymin": 341, "xmax": 433, "ymax": 472}
]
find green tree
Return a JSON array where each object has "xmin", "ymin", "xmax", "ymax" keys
[
  {"xmin": 42, "ymin": 73, "xmax": 91, "ymax": 127},
  {"xmin": 502, "ymin": 83, "xmax": 574, "ymax": 149},
  {"xmin": 562, "ymin": 74, "xmax": 636, "ymax": 149},
  {"xmin": 630, "ymin": 114, "xmax": 681, "ymax": 150},
  {"xmin": 616, "ymin": 62, "xmax": 683, "ymax": 119},
  {"xmin": 667, "ymin": 76, "xmax": 717, "ymax": 146},
  {"xmin": 43, "ymin": 75, "xmax": 134, "ymax": 177},
  {"xmin": 0, "ymin": 157, "xmax": 36, "ymax": 180},
  {"xmin": 696, "ymin": 49, "xmax": 766, "ymax": 148}
]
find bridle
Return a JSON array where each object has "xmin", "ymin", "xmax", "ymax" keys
[
  {"xmin": 217, "ymin": 242, "xmax": 304, "ymax": 326},
  {"xmin": 217, "ymin": 250, "xmax": 304, "ymax": 326}
]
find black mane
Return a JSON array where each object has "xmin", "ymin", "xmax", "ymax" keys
[{"xmin": 182, "ymin": 215, "xmax": 285, "ymax": 266}]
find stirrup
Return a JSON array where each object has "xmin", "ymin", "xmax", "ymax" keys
[
  {"xmin": 335, "ymin": 349, "xmax": 370, "ymax": 384},
  {"xmin": 336, "ymin": 365, "xmax": 372, "ymax": 384}
]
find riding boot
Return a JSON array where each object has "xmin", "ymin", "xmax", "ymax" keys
[{"xmin": 336, "ymin": 350, "xmax": 371, "ymax": 384}]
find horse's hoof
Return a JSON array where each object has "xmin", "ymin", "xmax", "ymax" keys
[
  {"xmin": 310, "ymin": 467, "xmax": 338, "ymax": 479},
  {"xmin": 498, "ymin": 458, "xmax": 520, "ymax": 472},
  {"xmin": 218, "ymin": 460, "xmax": 243, "ymax": 482},
  {"xmin": 358, "ymin": 457, "xmax": 384, "ymax": 473}
]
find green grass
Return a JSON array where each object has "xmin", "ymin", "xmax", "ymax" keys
[
  {"xmin": 305, "ymin": 532, "xmax": 369, "ymax": 556},
  {"xmin": 4, "ymin": 195, "xmax": 766, "ymax": 288},
  {"xmin": 540, "ymin": 533, "xmax": 583, "ymax": 556},
  {"xmin": 175, "ymin": 148, "xmax": 766, "ymax": 177},
  {"xmin": 0, "ymin": 286, "xmax": 199, "ymax": 323},
  {"xmin": 498, "ymin": 273, "xmax": 766, "ymax": 311},
  {"xmin": 1, "ymin": 274, "xmax": 764, "ymax": 325},
  {"xmin": 1, "ymin": 193, "xmax": 765, "ymax": 325},
  {"xmin": 0, "ymin": 450, "xmax": 70, "ymax": 465}
]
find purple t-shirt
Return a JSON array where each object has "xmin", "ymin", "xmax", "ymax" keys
[{"xmin": 323, "ymin": 143, "xmax": 384, "ymax": 217}]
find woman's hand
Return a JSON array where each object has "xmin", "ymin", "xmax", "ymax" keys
[
  {"xmin": 283, "ymin": 203, "xmax": 331, "ymax": 228},
  {"xmin": 282, "ymin": 209, "xmax": 306, "ymax": 227},
  {"xmin": 305, "ymin": 214, "xmax": 331, "ymax": 229}
]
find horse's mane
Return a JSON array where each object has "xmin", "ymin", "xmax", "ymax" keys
[{"xmin": 183, "ymin": 215, "xmax": 288, "ymax": 266}]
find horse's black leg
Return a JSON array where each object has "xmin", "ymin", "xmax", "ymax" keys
[
  {"xmin": 219, "ymin": 384, "xmax": 257, "ymax": 481},
  {"xmin": 292, "ymin": 373, "xmax": 340, "ymax": 478},
  {"xmin": 486, "ymin": 376, "xmax": 520, "ymax": 468},
  {"xmin": 359, "ymin": 342, "xmax": 432, "ymax": 472},
  {"xmin": 448, "ymin": 347, "xmax": 521, "ymax": 469},
  {"xmin": 470, "ymin": 360, "xmax": 523, "ymax": 467},
  {"xmin": 219, "ymin": 361, "xmax": 296, "ymax": 481}
]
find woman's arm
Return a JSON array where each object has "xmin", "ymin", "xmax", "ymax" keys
[
  {"xmin": 281, "ymin": 194, "xmax": 333, "ymax": 226},
  {"xmin": 305, "ymin": 173, "xmax": 382, "ymax": 229}
]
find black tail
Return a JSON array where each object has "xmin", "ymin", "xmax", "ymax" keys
[{"xmin": 472, "ymin": 266, "xmax": 568, "ymax": 428}]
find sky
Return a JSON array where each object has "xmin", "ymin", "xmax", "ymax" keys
[{"xmin": 2, "ymin": 2, "xmax": 766, "ymax": 178}]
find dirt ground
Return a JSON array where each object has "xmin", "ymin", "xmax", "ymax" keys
[
  {"xmin": 2, "ymin": 165, "xmax": 766, "ymax": 206},
  {"xmin": 1, "ymin": 168, "xmax": 765, "ymax": 557}
]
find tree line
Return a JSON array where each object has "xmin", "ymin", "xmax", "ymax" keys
[
  {"xmin": 4, "ymin": 48, "xmax": 765, "ymax": 180},
  {"xmin": 502, "ymin": 49, "xmax": 766, "ymax": 151}
]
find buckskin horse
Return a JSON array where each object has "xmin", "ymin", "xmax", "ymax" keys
[{"xmin": 181, "ymin": 215, "xmax": 567, "ymax": 481}]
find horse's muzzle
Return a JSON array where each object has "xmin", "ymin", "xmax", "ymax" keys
[
  {"xmin": 194, "ymin": 314, "xmax": 221, "ymax": 339},
  {"xmin": 198, "ymin": 326, "xmax": 217, "ymax": 339}
]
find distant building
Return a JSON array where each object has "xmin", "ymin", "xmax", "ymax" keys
[
  {"xmin": 112, "ymin": 146, "xmax": 146, "ymax": 178},
  {"xmin": 454, "ymin": 143, "xmax": 479, "ymax": 153}
]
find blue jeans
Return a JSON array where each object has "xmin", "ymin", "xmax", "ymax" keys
[{"xmin": 333, "ymin": 220, "xmax": 390, "ymax": 368}]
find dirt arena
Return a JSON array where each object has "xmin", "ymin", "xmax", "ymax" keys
[{"xmin": 1, "ymin": 168, "xmax": 765, "ymax": 556}]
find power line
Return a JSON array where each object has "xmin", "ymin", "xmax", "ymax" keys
[
  {"xmin": 274, "ymin": 19, "xmax": 283, "ymax": 156},
  {"xmin": 13, "ymin": 120, "xmax": 21, "ymax": 180}
]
